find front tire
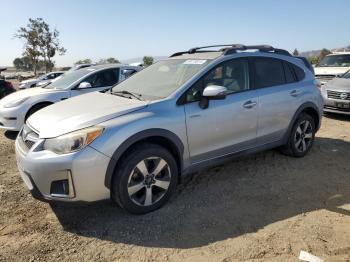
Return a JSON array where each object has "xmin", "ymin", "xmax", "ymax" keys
[
  {"xmin": 280, "ymin": 113, "xmax": 316, "ymax": 157},
  {"xmin": 111, "ymin": 143, "xmax": 178, "ymax": 214}
]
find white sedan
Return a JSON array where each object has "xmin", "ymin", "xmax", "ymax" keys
[
  {"xmin": 19, "ymin": 71, "xmax": 65, "ymax": 89},
  {"xmin": 0, "ymin": 64, "xmax": 140, "ymax": 131}
]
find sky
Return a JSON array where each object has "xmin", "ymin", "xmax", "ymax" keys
[{"xmin": 1, "ymin": 0, "xmax": 349, "ymax": 67}]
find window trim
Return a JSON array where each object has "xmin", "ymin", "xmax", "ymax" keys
[{"xmin": 177, "ymin": 57, "xmax": 253, "ymax": 105}]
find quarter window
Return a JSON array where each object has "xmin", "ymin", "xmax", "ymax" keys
[{"xmin": 186, "ymin": 59, "xmax": 250, "ymax": 102}]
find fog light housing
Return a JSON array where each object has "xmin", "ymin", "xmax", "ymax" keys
[{"xmin": 50, "ymin": 171, "xmax": 75, "ymax": 198}]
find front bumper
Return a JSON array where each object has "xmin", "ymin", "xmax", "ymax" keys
[
  {"xmin": 322, "ymin": 96, "xmax": 350, "ymax": 115},
  {"xmin": 0, "ymin": 106, "xmax": 25, "ymax": 131},
  {"xmin": 15, "ymin": 132, "xmax": 112, "ymax": 202}
]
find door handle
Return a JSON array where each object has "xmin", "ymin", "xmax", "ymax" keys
[
  {"xmin": 243, "ymin": 100, "xmax": 257, "ymax": 109},
  {"xmin": 290, "ymin": 90, "xmax": 301, "ymax": 97}
]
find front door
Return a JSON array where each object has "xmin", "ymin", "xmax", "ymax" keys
[{"xmin": 183, "ymin": 58, "xmax": 259, "ymax": 164}]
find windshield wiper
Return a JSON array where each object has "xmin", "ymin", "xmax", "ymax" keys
[{"xmin": 112, "ymin": 90, "xmax": 143, "ymax": 101}]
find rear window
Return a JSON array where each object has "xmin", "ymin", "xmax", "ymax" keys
[{"xmin": 253, "ymin": 57, "xmax": 285, "ymax": 88}]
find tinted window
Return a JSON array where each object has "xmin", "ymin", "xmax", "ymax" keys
[
  {"xmin": 83, "ymin": 68, "xmax": 119, "ymax": 88},
  {"xmin": 121, "ymin": 69, "xmax": 137, "ymax": 78},
  {"xmin": 253, "ymin": 57, "xmax": 285, "ymax": 88},
  {"xmin": 283, "ymin": 62, "xmax": 296, "ymax": 83},
  {"xmin": 292, "ymin": 64, "xmax": 305, "ymax": 81},
  {"xmin": 186, "ymin": 59, "xmax": 250, "ymax": 102}
]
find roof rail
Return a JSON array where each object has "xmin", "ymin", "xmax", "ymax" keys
[{"xmin": 169, "ymin": 44, "xmax": 291, "ymax": 57}]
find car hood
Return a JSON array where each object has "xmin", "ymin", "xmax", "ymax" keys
[
  {"xmin": 314, "ymin": 67, "xmax": 350, "ymax": 76},
  {"xmin": 0, "ymin": 87, "xmax": 62, "ymax": 106},
  {"xmin": 21, "ymin": 79, "xmax": 38, "ymax": 84},
  {"xmin": 325, "ymin": 78, "xmax": 350, "ymax": 91},
  {"xmin": 28, "ymin": 92, "xmax": 149, "ymax": 138}
]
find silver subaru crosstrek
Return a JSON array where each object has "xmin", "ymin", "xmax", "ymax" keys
[{"xmin": 15, "ymin": 45, "xmax": 323, "ymax": 214}]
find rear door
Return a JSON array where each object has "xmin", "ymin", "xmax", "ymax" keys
[
  {"xmin": 70, "ymin": 68, "xmax": 120, "ymax": 97},
  {"xmin": 252, "ymin": 57, "xmax": 302, "ymax": 144},
  {"xmin": 184, "ymin": 58, "xmax": 259, "ymax": 163}
]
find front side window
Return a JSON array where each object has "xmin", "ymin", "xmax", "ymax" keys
[
  {"xmin": 185, "ymin": 59, "xmax": 250, "ymax": 102},
  {"xmin": 253, "ymin": 57, "xmax": 285, "ymax": 88},
  {"xmin": 82, "ymin": 69, "xmax": 119, "ymax": 88}
]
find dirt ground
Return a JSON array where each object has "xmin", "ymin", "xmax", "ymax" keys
[{"xmin": 0, "ymin": 114, "xmax": 350, "ymax": 262}]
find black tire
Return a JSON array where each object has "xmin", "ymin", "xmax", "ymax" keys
[
  {"xmin": 280, "ymin": 113, "xmax": 316, "ymax": 157},
  {"xmin": 25, "ymin": 103, "xmax": 51, "ymax": 123},
  {"xmin": 111, "ymin": 143, "xmax": 178, "ymax": 214}
]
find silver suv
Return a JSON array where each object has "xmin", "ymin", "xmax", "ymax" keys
[{"xmin": 15, "ymin": 45, "xmax": 323, "ymax": 214}]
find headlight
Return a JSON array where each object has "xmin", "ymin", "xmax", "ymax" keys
[
  {"xmin": 4, "ymin": 97, "xmax": 29, "ymax": 108},
  {"xmin": 43, "ymin": 126, "xmax": 104, "ymax": 154}
]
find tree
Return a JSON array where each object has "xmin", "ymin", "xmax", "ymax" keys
[
  {"xmin": 308, "ymin": 56, "xmax": 320, "ymax": 65},
  {"xmin": 15, "ymin": 18, "xmax": 41, "ymax": 75},
  {"xmin": 74, "ymin": 59, "xmax": 92, "ymax": 65},
  {"xmin": 293, "ymin": 48, "xmax": 299, "ymax": 56},
  {"xmin": 37, "ymin": 19, "xmax": 66, "ymax": 72},
  {"xmin": 143, "ymin": 56, "xmax": 154, "ymax": 66},
  {"xmin": 15, "ymin": 18, "xmax": 66, "ymax": 74},
  {"xmin": 98, "ymin": 57, "xmax": 120, "ymax": 64},
  {"xmin": 319, "ymin": 48, "xmax": 331, "ymax": 61},
  {"xmin": 13, "ymin": 57, "xmax": 33, "ymax": 71}
]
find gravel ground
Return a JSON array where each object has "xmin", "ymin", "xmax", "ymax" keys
[{"xmin": 0, "ymin": 114, "xmax": 350, "ymax": 261}]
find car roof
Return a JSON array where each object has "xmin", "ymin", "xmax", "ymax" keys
[
  {"xmin": 168, "ymin": 44, "xmax": 293, "ymax": 61},
  {"xmin": 85, "ymin": 64, "xmax": 138, "ymax": 70}
]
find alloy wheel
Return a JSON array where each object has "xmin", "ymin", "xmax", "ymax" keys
[
  {"xmin": 294, "ymin": 120, "xmax": 313, "ymax": 153},
  {"xmin": 127, "ymin": 157, "xmax": 171, "ymax": 206}
]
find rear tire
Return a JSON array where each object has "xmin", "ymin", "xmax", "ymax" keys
[
  {"xmin": 111, "ymin": 143, "xmax": 178, "ymax": 214},
  {"xmin": 280, "ymin": 113, "xmax": 316, "ymax": 157}
]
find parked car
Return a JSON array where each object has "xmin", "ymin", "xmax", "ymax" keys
[
  {"xmin": 0, "ymin": 79, "xmax": 16, "ymax": 99},
  {"xmin": 15, "ymin": 44, "xmax": 323, "ymax": 214},
  {"xmin": 0, "ymin": 64, "xmax": 140, "ymax": 131},
  {"xmin": 322, "ymin": 69, "xmax": 350, "ymax": 115},
  {"xmin": 314, "ymin": 52, "xmax": 350, "ymax": 85},
  {"xmin": 37, "ymin": 64, "xmax": 98, "ymax": 88},
  {"xmin": 19, "ymin": 71, "xmax": 65, "ymax": 89}
]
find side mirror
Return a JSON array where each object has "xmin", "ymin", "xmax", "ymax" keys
[
  {"xmin": 202, "ymin": 85, "xmax": 227, "ymax": 98},
  {"xmin": 199, "ymin": 85, "xmax": 227, "ymax": 109},
  {"xmin": 78, "ymin": 82, "xmax": 92, "ymax": 89}
]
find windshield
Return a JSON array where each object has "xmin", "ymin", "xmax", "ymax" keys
[
  {"xmin": 112, "ymin": 59, "xmax": 211, "ymax": 99},
  {"xmin": 45, "ymin": 68, "xmax": 96, "ymax": 89},
  {"xmin": 318, "ymin": 54, "xmax": 350, "ymax": 67},
  {"xmin": 342, "ymin": 70, "xmax": 350, "ymax": 79}
]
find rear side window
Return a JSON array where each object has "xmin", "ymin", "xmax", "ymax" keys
[{"xmin": 253, "ymin": 57, "xmax": 285, "ymax": 88}]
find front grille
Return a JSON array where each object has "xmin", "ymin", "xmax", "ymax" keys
[
  {"xmin": 327, "ymin": 90, "xmax": 350, "ymax": 100},
  {"xmin": 20, "ymin": 124, "xmax": 39, "ymax": 151}
]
